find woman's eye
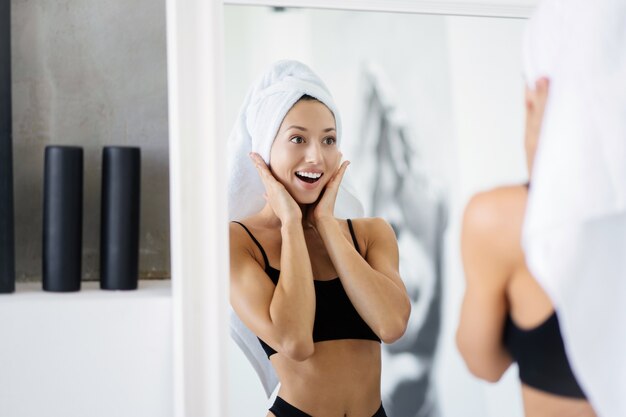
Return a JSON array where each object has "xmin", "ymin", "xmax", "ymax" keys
[
  {"xmin": 323, "ymin": 137, "xmax": 336, "ymax": 145},
  {"xmin": 290, "ymin": 136, "xmax": 304, "ymax": 144}
]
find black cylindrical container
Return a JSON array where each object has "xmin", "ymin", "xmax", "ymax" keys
[
  {"xmin": 0, "ymin": 0, "xmax": 14, "ymax": 294},
  {"xmin": 100, "ymin": 146, "xmax": 141, "ymax": 290},
  {"xmin": 43, "ymin": 146, "xmax": 83, "ymax": 292}
]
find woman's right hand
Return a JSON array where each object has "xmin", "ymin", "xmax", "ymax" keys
[
  {"xmin": 250, "ymin": 152, "xmax": 302, "ymax": 225},
  {"xmin": 524, "ymin": 77, "xmax": 550, "ymax": 176}
]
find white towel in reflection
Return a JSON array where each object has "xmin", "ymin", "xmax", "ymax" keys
[
  {"xmin": 522, "ymin": 1, "xmax": 626, "ymax": 415},
  {"xmin": 227, "ymin": 60, "xmax": 364, "ymax": 397}
]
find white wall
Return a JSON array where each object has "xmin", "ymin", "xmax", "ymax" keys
[
  {"xmin": 437, "ymin": 15, "xmax": 527, "ymax": 417},
  {"xmin": 225, "ymin": 6, "xmax": 528, "ymax": 416}
]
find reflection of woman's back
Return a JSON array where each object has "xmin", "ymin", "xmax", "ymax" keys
[
  {"xmin": 228, "ymin": 60, "xmax": 410, "ymax": 417},
  {"xmin": 457, "ymin": 79, "xmax": 596, "ymax": 416}
]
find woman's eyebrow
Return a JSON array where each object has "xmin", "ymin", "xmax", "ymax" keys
[
  {"xmin": 285, "ymin": 125, "xmax": 307, "ymax": 131},
  {"xmin": 284, "ymin": 125, "xmax": 336, "ymax": 132}
]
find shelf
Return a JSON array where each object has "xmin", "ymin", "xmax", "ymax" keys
[
  {"xmin": 2, "ymin": 279, "xmax": 171, "ymax": 301},
  {"xmin": 0, "ymin": 280, "xmax": 173, "ymax": 417}
]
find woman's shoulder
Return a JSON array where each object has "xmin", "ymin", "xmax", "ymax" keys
[
  {"xmin": 229, "ymin": 215, "xmax": 264, "ymax": 248},
  {"xmin": 229, "ymin": 215, "xmax": 282, "ymax": 253},
  {"xmin": 346, "ymin": 216, "xmax": 390, "ymax": 229},
  {"xmin": 463, "ymin": 184, "xmax": 527, "ymax": 255},
  {"xmin": 229, "ymin": 214, "xmax": 267, "ymax": 234},
  {"xmin": 469, "ymin": 183, "xmax": 529, "ymax": 203},
  {"xmin": 229, "ymin": 220, "xmax": 251, "ymax": 253},
  {"xmin": 464, "ymin": 185, "xmax": 528, "ymax": 227},
  {"xmin": 345, "ymin": 217, "xmax": 395, "ymax": 240},
  {"xmin": 229, "ymin": 216, "xmax": 275, "ymax": 269}
]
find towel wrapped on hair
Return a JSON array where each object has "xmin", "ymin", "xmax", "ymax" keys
[
  {"xmin": 228, "ymin": 59, "xmax": 353, "ymax": 221},
  {"xmin": 522, "ymin": 1, "xmax": 626, "ymax": 415}
]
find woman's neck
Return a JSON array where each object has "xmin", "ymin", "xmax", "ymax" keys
[{"xmin": 257, "ymin": 203, "xmax": 315, "ymax": 229}]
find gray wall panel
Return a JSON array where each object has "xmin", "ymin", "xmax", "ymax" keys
[{"xmin": 12, "ymin": 1, "xmax": 170, "ymax": 281}]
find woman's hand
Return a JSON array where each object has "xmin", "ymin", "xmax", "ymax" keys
[
  {"xmin": 307, "ymin": 160, "xmax": 350, "ymax": 227},
  {"xmin": 250, "ymin": 152, "xmax": 302, "ymax": 225},
  {"xmin": 525, "ymin": 77, "xmax": 550, "ymax": 176}
]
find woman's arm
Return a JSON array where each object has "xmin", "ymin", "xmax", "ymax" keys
[
  {"xmin": 316, "ymin": 216, "xmax": 411, "ymax": 344},
  {"xmin": 456, "ymin": 191, "xmax": 514, "ymax": 382},
  {"xmin": 230, "ymin": 222, "xmax": 316, "ymax": 361},
  {"xmin": 231, "ymin": 154, "xmax": 318, "ymax": 361}
]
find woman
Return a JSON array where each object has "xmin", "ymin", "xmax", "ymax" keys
[
  {"xmin": 456, "ymin": 76, "xmax": 597, "ymax": 417},
  {"xmin": 228, "ymin": 60, "xmax": 411, "ymax": 417}
]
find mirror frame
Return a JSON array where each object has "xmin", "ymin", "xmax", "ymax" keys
[
  {"xmin": 224, "ymin": 0, "xmax": 534, "ymax": 18},
  {"xmin": 165, "ymin": 1, "xmax": 534, "ymax": 416}
]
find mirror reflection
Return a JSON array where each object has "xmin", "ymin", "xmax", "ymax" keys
[{"xmin": 225, "ymin": 6, "xmax": 526, "ymax": 417}]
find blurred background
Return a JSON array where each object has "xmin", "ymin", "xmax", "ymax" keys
[{"xmin": 224, "ymin": 6, "xmax": 529, "ymax": 417}]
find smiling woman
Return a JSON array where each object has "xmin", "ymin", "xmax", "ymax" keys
[
  {"xmin": 227, "ymin": 60, "xmax": 410, "ymax": 417},
  {"xmin": 222, "ymin": 4, "xmax": 531, "ymax": 417}
]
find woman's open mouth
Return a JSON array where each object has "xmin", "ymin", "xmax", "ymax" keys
[{"xmin": 295, "ymin": 171, "xmax": 323, "ymax": 184}]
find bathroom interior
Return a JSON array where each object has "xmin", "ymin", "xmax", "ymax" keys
[{"xmin": 1, "ymin": 1, "xmax": 537, "ymax": 416}]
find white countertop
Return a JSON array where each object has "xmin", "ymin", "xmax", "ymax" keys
[{"xmin": 0, "ymin": 280, "xmax": 173, "ymax": 417}]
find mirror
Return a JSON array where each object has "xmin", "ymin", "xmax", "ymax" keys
[{"xmin": 225, "ymin": 5, "xmax": 527, "ymax": 417}]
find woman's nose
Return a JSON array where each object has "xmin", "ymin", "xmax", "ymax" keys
[{"xmin": 304, "ymin": 142, "xmax": 322, "ymax": 163}]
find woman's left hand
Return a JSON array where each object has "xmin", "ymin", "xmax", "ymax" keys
[{"xmin": 307, "ymin": 160, "xmax": 350, "ymax": 226}]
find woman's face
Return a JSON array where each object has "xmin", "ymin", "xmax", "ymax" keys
[{"xmin": 269, "ymin": 99, "xmax": 341, "ymax": 204}]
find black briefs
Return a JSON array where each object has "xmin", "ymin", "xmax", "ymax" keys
[{"xmin": 269, "ymin": 396, "xmax": 387, "ymax": 417}]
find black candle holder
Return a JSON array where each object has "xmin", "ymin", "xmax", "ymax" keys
[
  {"xmin": 100, "ymin": 146, "xmax": 141, "ymax": 290},
  {"xmin": 0, "ymin": 0, "xmax": 13, "ymax": 294},
  {"xmin": 43, "ymin": 146, "xmax": 83, "ymax": 292}
]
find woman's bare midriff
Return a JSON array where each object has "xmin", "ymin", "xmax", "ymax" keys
[
  {"xmin": 268, "ymin": 339, "xmax": 382, "ymax": 416},
  {"xmin": 521, "ymin": 384, "xmax": 596, "ymax": 417}
]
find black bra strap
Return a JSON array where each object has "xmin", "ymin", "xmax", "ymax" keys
[
  {"xmin": 232, "ymin": 221, "xmax": 269, "ymax": 269},
  {"xmin": 346, "ymin": 219, "xmax": 362, "ymax": 254}
]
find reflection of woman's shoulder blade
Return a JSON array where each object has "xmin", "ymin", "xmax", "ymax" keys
[
  {"xmin": 466, "ymin": 185, "xmax": 527, "ymax": 229},
  {"xmin": 464, "ymin": 185, "xmax": 528, "ymax": 263}
]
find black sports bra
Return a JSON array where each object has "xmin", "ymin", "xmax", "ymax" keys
[
  {"xmin": 233, "ymin": 220, "xmax": 381, "ymax": 358},
  {"xmin": 503, "ymin": 311, "xmax": 586, "ymax": 399}
]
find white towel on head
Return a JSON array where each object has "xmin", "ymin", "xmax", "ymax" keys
[
  {"xmin": 228, "ymin": 59, "xmax": 349, "ymax": 220},
  {"xmin": 227, "ymin": 60, "xmax": 364, "ymax": 397},
  {"xmin": 521, "ymin": 1, "xmax": 626, "ymax": 415}
]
